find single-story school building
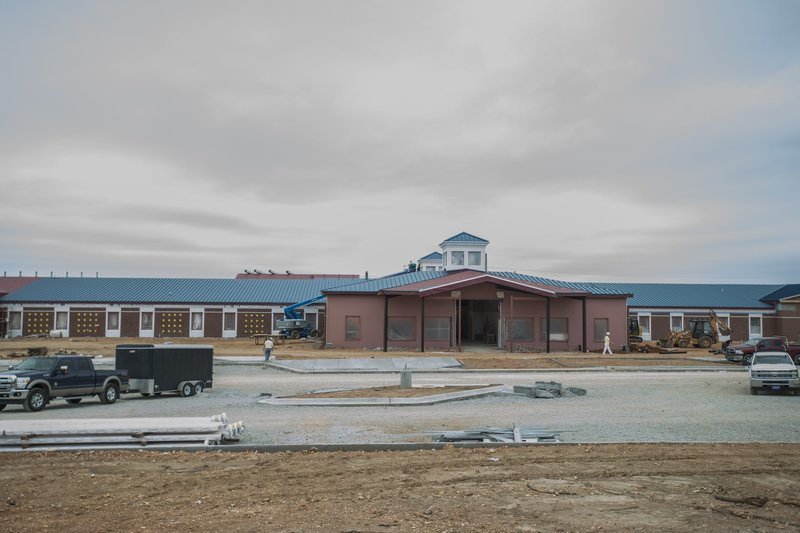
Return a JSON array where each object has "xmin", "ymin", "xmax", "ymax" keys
[{"xmin": 1, "ymin": 233, "xmax": 798, "ymax": 351}]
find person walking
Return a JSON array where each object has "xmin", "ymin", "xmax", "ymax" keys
[
  {"xmin": 263, "ymin": 336, "xmax": 274, "ymax": 368},
  {"xmin": 603, "ymin": 332, "xmax": 613, "ymax": 355}
]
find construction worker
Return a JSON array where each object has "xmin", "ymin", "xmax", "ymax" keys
[
  {"xmin": 263, "ymin": 336, "xmax": 274, "ymax": 367},
  {"xmin": 603, "ymin": 332, "xmax": 613, "ymax": 355}
]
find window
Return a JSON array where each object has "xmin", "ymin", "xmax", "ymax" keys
[
  {"xmin": 9, "ymin": 312, "xmax": 21, "ymax": 330},
  {"xmin": 670, "ymin": 315, "xmax": 683, "ymax": 332},
  {"xmin": 639, "ymin": 315, "xmax": 651, "ymax": 336},
  {"xmin": 778, "ymin": 303, "xmax": 796, "ymax": 311},
  {"xmin": 424, "ymin": 317, "xmax": 450, "ymax": 341},
  {"xmin": 273, "ymin": 313, "xmax": 285, "ymax": 331},
  {"xmin": 224, "ymin": 312, "xmax": 236, "ymax": 331},
  {"xmin": 345, "ymin": 316, "xmax": 360, "ymax": 340},
  {"xmin": 76, "ymin": 358, "xmax": 92, "ymax": 372},
  {"xmin": 451, "ymin": 251, "xmax": 464, "ymax": 265},
  {"xmin": 425, "ymin": 266, "xmax": 436, "ymax": 271},
  {"xmin": 508, "ymin": 318, "xmax": 533, "ymax": 341},
  {"xmin": 55, "ymin": 312, "xmax": 68, "ymax": 330},
  {"xmin": 305, "ymin": 312, "xmax": 317, "ymax": 329},
  {"xmin": 468, "ymin": 251, "xmax": 481, "ymax": 266},
  {"xmin": 540, "ymin": 318, "xmax": 568, "ymax": 341},
  {"xmin": 594, "ymin": 318, "xmax": 609, "ymax": 342},
  {"xmin": 749, "ymin": 316, "xmax": 762, "ymax": 337},
  {"xmin": 141, "ymin": 312, "xmax": 154, "ymax": 330},
  {"xmin": 388, "ymin": 317, "xmax": 415, "ymax": 341},
  {"xmin": 191, "ymin": 312, "xmax": 203, "ymax": 331},
  {"xmin": 107, "ymin": 312, "xmax": 120, "ymax": 330}
]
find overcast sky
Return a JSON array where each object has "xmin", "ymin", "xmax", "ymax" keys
[{"xmin": 1, "ymin": 1, "xmax": 798, "ymax": 283}]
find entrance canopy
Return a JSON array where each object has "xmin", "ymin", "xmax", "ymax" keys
[{"xmin": 382, "ymin": 270, "xmax": 590, "ymax": 299}]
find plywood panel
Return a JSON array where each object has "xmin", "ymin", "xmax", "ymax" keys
[{"xmin": 69, "ymin": 310, "xmax": 105, "ymax": 337}]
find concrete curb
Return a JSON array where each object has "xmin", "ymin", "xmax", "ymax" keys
[
  {"xmin": 253, "ymin": 361, "xmax": 746, "ymax": 374},
  {"xmin": 260, "ymin": 384, "xmax": 509, "ymax": 406}
]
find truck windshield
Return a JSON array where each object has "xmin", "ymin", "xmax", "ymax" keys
[
  {"xmin": 13, "ymin": 358, "xmax": 58, "ymax": 371},
  {"xmin": 753, "ymin": 354, "xmax": 792, "ymax": 365}
]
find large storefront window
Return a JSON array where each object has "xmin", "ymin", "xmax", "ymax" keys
[
  {"xmin": 594, "ymin": 318, "xmax": 609, "ymax": 342},
  {"xmin": 508, "ymin": 318, "xmax": 533, "ymax": 341},
  {"xmin": 540, "ymin": 318, "xmax": 568, "ymax": 341},
  {"xmin": 424, "ymin": 317, "xmax": 450, "ymax": 341},
  {"xmin": 388, "ymin": 317, "xmax": 415, "ymax": 341}
]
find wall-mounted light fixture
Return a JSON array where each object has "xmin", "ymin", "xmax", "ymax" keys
[
  {"xmin": 450, "ymin": 290, "xmax": 461, "ymax": 299},
  {"xmin": 496, "ymin": 291, "xmax": 505, "ymax": 300}
]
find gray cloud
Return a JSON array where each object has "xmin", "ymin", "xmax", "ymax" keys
[{"xmin": 1, "ymin": 1, "xmax": 798, "ymax": 281}]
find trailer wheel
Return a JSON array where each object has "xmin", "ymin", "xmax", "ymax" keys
[
  {"xmin": 194, "ymin": 382, "xmax": 204, "ymax": 395},
  {"xmin": 180, "ymin": 382, "xmax": 195, "ymax": 397},
  {"xmin": 99, "ymin": 383, "xmax": 119, "ymax": 404},
  {"xmin": 66, "ymin": 398, "xmax": 82, "ymax": 404},
  {"xmin": 24, "ymin": 388, "xmax": 48, "ymax": 412}
]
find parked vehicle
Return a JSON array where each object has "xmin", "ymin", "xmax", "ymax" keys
[
  {"xmin": 277, "ymin": 296, "xmax": 324, "ymax": 339},
  {"xmin": 661, "ymin": 310, "xmax": 732, "ymax": 349},
  {"xmin": 748, "ymin": 351, "xmax": 800, "ymax": 395},
  {"xmin": 115, "ymin": 344, "xmax": 213, "ymax": 397},
  {"xmin": 0, "ymin": 356, "xmax": 129, "ymax": 412},
  {"xmin": 725, "ymin": 337, "xmax": 800, "ymax": 365}
]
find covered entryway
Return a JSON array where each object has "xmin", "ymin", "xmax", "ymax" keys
[{"xmin": 459, "ymin": 300, "xmax": 500, "ymax": 347}]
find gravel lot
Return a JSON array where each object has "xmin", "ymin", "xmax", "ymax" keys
[{"xmin": 1, "ymin": 364, "xmax": 797, "ymax": 445}]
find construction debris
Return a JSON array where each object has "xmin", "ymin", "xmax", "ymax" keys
[
  {"xmin": 513, "ymin": 381, "xmax": 587, "ymax": 398},
  {"xmin": 0, "ymin": 413, "xmax": 245, "ymax": 451},
  {"xmin": 433, "ymin": 424, "xmax": 561, "ymax": 443}
]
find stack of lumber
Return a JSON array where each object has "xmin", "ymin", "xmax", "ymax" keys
[
  {"xmin": 0, "ymin": 413, "xmax": 245, "ymax": 451},
  {"xmin": 433, "ymin": 425, "xmax": 561, "ymax": 443}
]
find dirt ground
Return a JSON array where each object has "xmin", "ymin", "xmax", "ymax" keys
[
  {"xmin": 1, "ymin": 444, "xmax": 798, "ymax": 532},
  {"xmin": 0, "ymin": 337, "xmax": 733, "ymax": 369}
]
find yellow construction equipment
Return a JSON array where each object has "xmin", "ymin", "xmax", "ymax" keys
[{"xmin": 660, "ymin": 310, "xmax": 732, "ymax": 349}]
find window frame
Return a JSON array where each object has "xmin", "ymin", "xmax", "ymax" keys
[
  {"xmin": 593, "ymin": 318, "xmax": 609, "ymax": 342},
  {"xmin": 345, "ymin": 316, "xmax": 361, "ymax": 341},
  {"xmin": 424, "ymin": 317, "xmax": 451, "ymax": 341},
  {"xmin": 191, "ymin": 312, "xmax": 204, "ymax": 331},
  {"xmin": 540, "ymin": 317, "xmax": 568, "ymax": 341},
  {"xmin": 451, "ymin": 251, "xmax": 465, "ymax": 266},
  {"xmin": 468, "ymin": 251, "xmax": 481, "ymax": 266},
  {"xmin": 507, "ymin": 318, "xmax": 534, "ymax": 341},
  {"xmin": 9, "ymin": 311, "xmax": 21, "ymax": 330},
  {"xmin": 223, "ymin": 312, "xmax": 236, "ymax": 331},
  {"xmin": 141, "ymin": 311, "xmax": 154, "ymax": 331},
  {"xmin": 55, "ymin": 311, "xmax": 68, "ymax": 330},
  {"xmin": 387, "ymin": 316, "xmax": 416, "ymax": 341},
  {"xmin": 107, "ymin": 311, "xmax": 120, "ymax": 331}
]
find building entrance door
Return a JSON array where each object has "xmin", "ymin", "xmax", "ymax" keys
[{"xmin": 459, "ymin": 300, "xmax": 500, "ymax": 346}]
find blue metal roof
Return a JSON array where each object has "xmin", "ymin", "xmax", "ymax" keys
[
  {"xmin": 418, "ymin": 252, "xmax": 442, "ymax": 261},
  {"xmin": 440, "ymin": 232, "xmax": 488, "ymax": 244},
  {"xmin": 760, "ymin": 284, "xmax": 800, "ymax": 302},
  {"xmin": 492, "ymin": 272, "xmax": 628, "ymax": 296},
  {"xmin": 324, "ymin": 271, "xmax": 446, "ymax": 293},
  {"xmin": 594, "ymin": 283, "xmax": 783, "ymax": 309},
  {"xmin": 0, "ymin": 277, "xmax": 362, "ymax": 305}
]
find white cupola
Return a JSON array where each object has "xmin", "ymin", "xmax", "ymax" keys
[{"xmin": 439, "ymin": 232, "xmax": 489, "ymax": 272}]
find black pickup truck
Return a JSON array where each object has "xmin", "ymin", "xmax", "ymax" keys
[{"xmin": 0, "ymin": 356, "xmax": 129, "ymax": 412}]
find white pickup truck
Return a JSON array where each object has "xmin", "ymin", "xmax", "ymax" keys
[{"xmin": 748, "ymin": 351, "xmax": 800, "ymax": 395}]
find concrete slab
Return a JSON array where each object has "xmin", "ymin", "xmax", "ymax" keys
[
  {"xmin": 260, "ymin": 384, "xmax": 508, "ymax": 406},
  {"xmin": 267, "ymin": 357, "xmax": 464, "ymax": 373}
]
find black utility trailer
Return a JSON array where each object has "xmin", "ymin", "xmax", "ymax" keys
[{"xmin": 115, "ymin": 344, "xmax": 213, "ymax": 397}]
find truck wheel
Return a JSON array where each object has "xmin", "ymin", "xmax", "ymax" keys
[
  {"xmin": 180, "ymin": 382, "xmax": 195, "ymax": 397},
  {"xmin": 24, "ymin": 388, "xmax": 48, "ymax": 412},
  {"xmin": 750, "ymin": 387, "xmax": 758, "ymax": 395},
  {"xmin": 99, "ymin": 383, "xmax": 119, "ymax": 404},
  {"xmin": 140, "ymin": 393, "xmax": 151, "ymax": 397},
  {"xmin": 194, "ymin": 382, "xmax": 204, "ymax": 395},
  {"xmin": 697, "ymin": 336, "xmax": 712, "ymax": 349},
  {"xmin": 0, "ymin": 404, "xmax": 6, "ymax": 411},
  {"xmin": 66, "ymin": 398, "xmax": 82, "ymax": 404},
  {"xmin": 743, "ymin": 354, "xmax": 753, "ymax": 366},
  {"xmin": 795, "ymin": 355, "xmax": 800, "ymax": 366},
  {"xmin": 290, "ymin": 330, "xmax": 301, "ymax": 340}
]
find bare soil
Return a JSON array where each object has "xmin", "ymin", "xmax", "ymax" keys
[
  {"xmin": 0, "ymin": 337, "xmax": 734, "ymax": 369},
  {"xmin": 292, "ymin": 385, "xmax": 492, "ymax": 399},
  {"xmin": 1, "ymin": 444, "xmax": 798, "ymax": 532}
]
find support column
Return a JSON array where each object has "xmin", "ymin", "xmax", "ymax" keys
[
  {"xmin": 509, "ymin": 294, "xmax": 514, "ymax": 353},
  {"xmin": 420, "ymin": 297, "xmax": 425, "ymax": 353},
  {"xmin": 582, "ymin": 297, "xmax": 587, "ymax": 353},
  {"xmin": 383, "ymin": 294, "xmax": 389, "ymax": 353},
  {"xmin": 546, "ymin": 297, "xmax": 551, "ymax": 354}
]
